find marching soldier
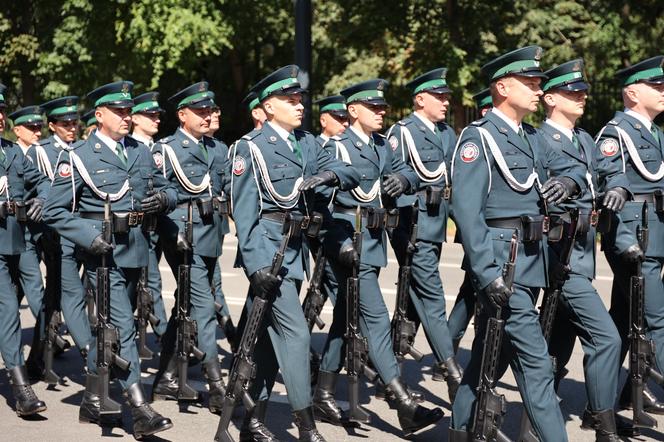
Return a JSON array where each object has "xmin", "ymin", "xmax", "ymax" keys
[
  {"xmin": 540, "ymin": 59, "xmax": 626, "ymax": 440},
  {"xmin": 449, "ymin": 46, "xmax": 586, "ymax": 442},
  {"xmin": 229, "ymin": 65, "xmax": 359, "ymax": 441},
  {"xmin": 596, "ymin": 55, "xmax": 664, "ymax": 415},
  {"xmin": 130, "ymin": 92, "xmax": 168, "ymax": 337},
  {"xmin": 0, "ymin": 83, "xmax": 50, "ymax": 417},
  {"xmin": 81, "ymin": 109, "xmax": 97, "ymax": 139},
  {"xmin": 9, "ymin": 106, "xmax": 43, "ymax": 152},
  {"xmin": 314, "ymin": 78, "xmax": 444, "ymax": 436},
  {"xmin": 26, "ymin": 97, "xmax": 94, "ymax": 366},
  {"xmin": 314, "ymin": 95, "xmax": 349, "ymax": 147},
  {"xmin": 385, "ymin": 67, "xmax": 462, "ymax": 401},
  {"xmin": 43, "ymin": 80, "xmax": 175, "ymax": 438},
  {"xmin": 150, "ymin": 82, "xmax": 229, "ymax": 413}
]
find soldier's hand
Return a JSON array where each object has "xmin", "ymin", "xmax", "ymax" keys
[
  {"xmin": 602, "ymin": 187, "xmax": 628, "ymax": 212},
  {"xmin": 249, "ymin": 267, "xmax": 282, "ymax": 299},
  {"xmin": 541, "ymin": 176, "xmax": 578, "ymax": 204},
  {"xmin": 26, "ymin": 198, "xmax": 44, "ymax": 222},
  {"xmin": 176, "ymin": 232, "xmax": 192, "ymax": 252},
  {"xmin": 338, "ymin": 243, "xmax": 359, "ymax": 268},
  {"xmin": 141, "ymin": 191, "xmax": 169, "ymax": 214},
  {"xmin": 549, "ymin": 261, "xmax": 570, "ymax": 285},
  {"xmin": 299, "ymin": 171, "xmax": 339, "ymax": 191},
  {"xmin": 622, "ymin": 244, "xmax": 645, "ymax": 263},
  {"xmin": 89, "ymin": 234, "xmax": 113, "ymax": 255},
  {"xmin": 383, "ymin": 174, "xmax": 409, "ymax": 198},
  {"xmin": 485, "ymin": 276, "xmax": 512, "ymax": 307}
]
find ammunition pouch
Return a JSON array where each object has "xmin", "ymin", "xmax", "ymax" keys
[
  {"xmin": 486, "ymin": 214, "xmax": 546, "ymax": 243},
  {"xmin": 633, "ymin": 191, "xmax": 664, "ymax": 214},
  {"xmin": 14, "ymin": 200, "xmax": 27, "ymax": 223},
  {"xmin": 214, "ymin": 197, "xmax": 230, "ymax": 216},
  {"xmin": 196, "ymin": 197, "xmax": 215, "ymax": 221}
]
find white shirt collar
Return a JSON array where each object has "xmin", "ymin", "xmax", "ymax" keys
[
  {"xmin": 349, "ymin": 126, "xmax": 371, "ymax": 145},
  {"xmin": 544, "ymin": 119, "xmax": 574, "ymax": 142},
  {"xmin": 17, "ymin": 140, "xmax": 31, "ymax": 154},
  {"xmin": 178, "ymin": 127, "xmax": 201, "ymax": 144},
  {"xmin": 94, "ymin": 130, "xmax": 125, "ymax": 152},
  {"xmin": 131, "ymin": 132, "xmax": 153, "ymax": 146},
  {"xmin": 319, "ymin": 134, "xmax": 330, "ymax": 142},
  {"xmin": 413, "ymin": 111, "xmax": 436, "ymax": 132},
  {"xmin": 624, "ymin": 108, "xmax": 652, "ymax": 131},
  {"xmin": 490, "ymin": 107, "xmax": 522, "ymax": 135},
  {"xmin": 267, "ymin": 121, "xmax": 292, "ymax": 143},
  {"xmin": 53, "ymin": 134, "xmax": 69, "ymax": 149}
]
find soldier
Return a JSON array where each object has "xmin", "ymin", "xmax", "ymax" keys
[
  {"xmin": 9, "ymin": 106, "xmax": 43, "ymax": 153},
  {"xmin": 385, "ymin": 67, "xmax": 462, "ymax": 401},
  {"xmin": 26, "ymin": 97, "xmax": 94, "ymax": 368},
  {"xmin": 314, "ymin": 95, "xmax": 348, "ymax": 146},
  {"xmin": 229, "ymin": 65, "xmax": 359, "ymax": 441},
  {"xmin": 43, "ymin": 80, "xmax": 175, "ymax": 438},
  {"xmin": 446, "ymin": 89, "xmax": 493, "ymax": 357},
  {"xmin": 206, "ymin": 100, "xmax": 237, "ymax": 347},
  {"xmin": 150, "ymin": 82, "xmax": 228, "ymax": 414},
  {"xmin": 540, "ymin": 59, "xmax": 626, "ymax": 440},
  {"xmin": 596, "ymin": 56, "xmax": 664, "ymax": 416},
  {"xmin": 448, "ymin": 46, "xmax": 586, "ymax": 442},
  {"xmin": 243, "ymin": 90, "xmax": 267, "ymax": 129},
  {"xmin": 0, "ymin": 83, "xmax": 50, "ymax": 417},
  {"xmin": 130, "ymin": 92, "xmax": 168, "ymax": 338},
  {"xmin": 313, "ymin": 78, "xmax": 444, "ymax": 436},
  {"xmin": 81, "ymin": 109, "xmax": 97, "ymax": 139}
]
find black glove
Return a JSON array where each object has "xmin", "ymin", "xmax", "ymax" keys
[
  {"xmin": 249, "ymin": 267, "xmax": 282, "ymax": 299},
  {"xmin": 26, "ymin": 198, "xmax": 44, "ymax": 222},
  {"xmin": 383, "ymin": 174, "xmax": 409, "ymax": 198},
  {"xmin": 484, "ymin": 276, "xmax": 512, "ymax": 307},
  {"xmin": 89, "ymin": 234, "xmax": 113, "ymax": 255},
  {"xmin": 338, "ymin": 243, "xmax": 359, "ymax": 269},
  {"xmin": 141, "ymin": 191, "xmax": 169, "ymax": 214},
  {"xmin": 176, "ymin": 232, "xmax": 192, "ymax": 252},
  {"xmin": 622, "ymin": 244, "xmax": 645, "ymax": 263},
  {"xmin": 549, "ymin": 261, "xmax": 571, "ymax": 285},
  {"xmin": 602, "ymin": 187, "xmax": 628, "ymax": 212},
  {"xmin": 299, "ymin": 171, "xmax": 339, "ymax": 191},
  {"xmin": 541, "ymin": 176, "xmax": 578, "ymax": 205}
]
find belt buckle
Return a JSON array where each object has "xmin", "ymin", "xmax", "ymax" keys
[
  {"xmin": 443, "ymin": 185, "xmax": 451, "ymax": 201},
  {"xmin": 590, "ymin": 210, "xmax": 598, "ymax": 227},
  {"xmin": 542, "ymin": 216, "xmax": 550, "ymax": 234},
  {"xmin": 129, "ymin": 212, "xmax": 143, "ymax": 226},
  {"xmin": 385, "ymin": 209, "xmax": 399, "ymax": 229}
]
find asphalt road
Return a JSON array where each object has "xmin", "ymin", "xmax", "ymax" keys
[{"xmin": 2, "ymin": 228, "xmax": 664, "ymax": 441}]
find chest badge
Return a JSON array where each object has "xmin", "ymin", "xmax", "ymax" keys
[
  {"xmin": 599, "ymin": 138, "xmax": 619, "ymax": 157},
  {"xmin": 460, "ymin": 142, "xmax": 480, "ymax": 163}
]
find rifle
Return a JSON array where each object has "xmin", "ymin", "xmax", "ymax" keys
[
  {"xmin": 84, "ymin": 273, "xmax": 97, "ymax": 331},
  {"xmin": 346, "ymin": 206, "xmax": 378, "ymax": 424},
  {"xmin": 175, "ymin": 200, "xmax": 206, "ymax": 401},
  {"xmin": 96, "ymin": 196, "xmax": 130, "ymax": 419},
  {"xmin": 628, "ymin": 202, "xmax": 664, "ymax": 430},
  {"xmin": 471, "ymin": 230, "xmax": 518, "ymax": 442},
  {"xmin": 42, "ymin": 237, "xmax": 71, "ymax": 386},
  {"xmin": 136, "ymin": 266, "xmax": 159, "ymax": 360},
  {"xmin": 391, "ymin": 201, "xmax": 424, "ymax": 363},
  {"xmin": 519, "ymin": 209, "xmax": 579, "ymax": 442},
  {"xmin": 302, "ymin": 246, "xmax": 328, "ymax": 332},
  {"xmin": 215, "ymin": 214, "xmax": 296, "ymax": 442}
]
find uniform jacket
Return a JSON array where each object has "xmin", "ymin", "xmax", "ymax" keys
[
  {"xmin": 43, "ymin": 133, "xmax": 176, "ymax": 268},
  {"xmin": 231, "ymin": 122, "xmax": 359, "ymax": 279},
  {"xmin": 451, "ymin": 110, "xmax": 586, "ymax": 290}
]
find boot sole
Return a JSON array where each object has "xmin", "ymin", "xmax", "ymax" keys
[
  {"xmin": 17, "ymin": 405, "xmax": 47, "ymax": 417},
  {"xmin": 79, "ymin": 414, "xmax": 122, "ymax": 427},
  {"xmin": 402, "ymin": 410, "xmax": 444, "ymax": 437},
  {"xmin": 134, "ymin": 421, "xmax": 174, "ymax": 440}
]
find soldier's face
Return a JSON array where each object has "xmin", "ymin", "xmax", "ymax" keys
[
  {"xmin": 635, "ymin": 82, "xmax": 664, "ymax": 114},
  {"xmin": 503, "ymin": 76, "xmax": 543, "ymax": 113},
  {"xmin": 263, "ymin": 94, "xmax": 304, "ymax": 131},
  {"xmin": 417, "ymin": 91, "xmax": 450, "ymax": 122},
  {"xmin": 547, "ymin": 89, "xmax": 587, "ymax": 119},
  {"xmin": 0, "ymin": 109, "xmax": 5, "ymax": 132},
  {"xmin": 49, "ymin": 119, "xmax": 79, "ymax": 143},
  {"xmin": 96, "ymin": 106, "xmax": 132, "ymax": 140},
  {"xmin": 178, "ymin": 106, "xmax": 212, "ymax": 138},
  {"xmin": 350, "ymin": 102, "xmax": 387, "ymax": 132},
  {"xmin": 13, "ymin": 124, "xmax": 42, "ymax": 146},
  {"xmin": 320, "ymin": 112, "xmax": 348, "ymax": 137},
  {"xmin": 131, "ymin": 112, "xmax": 160, "ymax": 136},
  {"xmin": 208, "ymin": 107, "xmax": 221, "ymax": 134},
  {"xmin": 251, "ymin": 106, "xmax": 267, "ymax": 129}
]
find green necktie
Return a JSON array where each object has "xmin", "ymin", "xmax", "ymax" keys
[
  {"xmin": 518, "ymin": 127, "xmax": 530, "ymax": 147},
  {"xmin": 572, "ymin": 132, "xmax": 580, "ymax": 150},
  {"xmin": 434, "ymin": 125, "xmax": 444, "ymax": 145},
  {"xmin": 651, "ymin": 125, "xmax": 660, "ymax": 145},
  {"xmin": 115, "ymin": 142, "xmax": 127, "ymax": 167},
  {"xmin": 0, "ymin": 148, "xmax": 6, "ymax": 166},
  {"xmin": 288, "ymin": 133, "xmax": 302, "ymax": 162},
  {"xmin": 198, "ymin": 140, "xmax": 208, "ymax": 162}
]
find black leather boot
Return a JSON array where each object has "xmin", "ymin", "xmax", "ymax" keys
[
  {"xmin": 618, "ymin": 381, "xmax": 664, "ymax": 415},
  {"xmin": 592, "ymin": 409, "xmax": 620, "ymax": 442},
  {"xmin": 448, "ymin": 427, "xmax": 470, "ymax": 442},
  {"xmin": 431, "ymin": 361, "xmax": 445, "ymax": 382},
  {"xmin": 218, "ymin": 315, "xmax": 237, "ymax": 353},
  {"xmin": 125, "ymin": 382, "xmax": 173, "ymax": 440},
  {"xmin": 442, "ymin": 357, "xmax": 463, "ymax": 403},
  {"xmin": 452, "ymin": 337, "xmax": 461, "ymax": 355},
  {"xmin": 8, "ymin": 366, "xmax": 47, "ymax": 416},
  {"xmin": 580, "ymin": 407, "xmax": 639, "ymax": 438},
  {"xmin": 313, "ymin": 371, "xmax": 345, "ymax": 425},
  {"xmin": 375, "ymin": 378, "xmax": 424, "ymax": 405},
  {"xmin": 240, "ymin": 400, "xmax": 279, "ymax": 442},
  {"xmin": 151, "ymin": 355, "xmax": 201, "ymax": 402},
  {"xmin": 79, "ymin": 373, "xmax": 122, "ymax": 426},
  {"xmin": 204, "ymin": 360, "xmax": 226, "ymax": 414},
  {"xmin": 387, "ymin": 378, "xmax": 444, "ymax": 436},
  {"xmin": 293, "ymin": 407, "xmax": 326, "ymax": 442}
]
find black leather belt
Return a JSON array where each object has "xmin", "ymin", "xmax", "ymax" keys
[
  {"xmin": 261, "ymin": 211, "xmax": 290, "ymax": 224},
  {"xmin": 177, "ymin": 197, "xmax": 230, "ymax": 216},
  {"xmin": 633, "ymin": 193, "xmax": 656, "ymax": 203},
  {"xmin": 486, "ymin": 217, "xmax": 525, "ymax": 230},
  {"xmin": 0, "ymin": 200, "xmax": 27, "ymax": 221},
  {"xmin": 260, "ymin": 211, "xmax": 323, "ymax": 238},
  {"xmin": 486, "ymin": 215, "xmax": 547, "ymax": 242},
  {"xmin": 80, "ymin": 211, "xmax": 145, "ymax": 226},
  {"xmin": 332, "ymin": 204, "xmax": 399, "ymax": 229}
]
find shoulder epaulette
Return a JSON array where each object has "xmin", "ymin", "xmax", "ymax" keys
[
  {"xmin": 373, "ymin": 132, "xmax": 386, "ymax": 139},
  {"xmin": 157, "ymin": 135, "xmax": 175, "ymax": 144},
  {"xmin": 36, "ymin": 138, "xmax": 52, "ymax": 147},
  {"xmin": 69, "ymin": 140, "xmax": 86, "ymax": 150},
  {"xmin": 470, "ymin": 119, "xmax": 488, "ymax": 127}
]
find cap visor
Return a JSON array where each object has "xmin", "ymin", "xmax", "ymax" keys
[
  {"xmin": 102, "ymin": 100, "xmax": 134, "ymax": 109},
  {"xmin": 558, "ymin": 81, "xmax": 589, "ymax": 92},
  {"xmin": 187, "ymin": 99, "xmax": 216, "ymax": 109},
  {"xmin": 644, "ymin": 75, "xmax": 664, "ymax": 85},
  {"xmin": 514, "ymin": 70, "xmax": 549, "ymax": 79},
  {"xmin": 356, "ymin": 98, "xmax": 388, "ymax": 107},
  {"xmin": 52, "ymin": 113, "xmax": 79, "ymax": 122},
  {"xmin": 423, "ymin": 86, "xmax": 452, "ymax": 95},
  {"xmin": 328, "ymin": 110, "xmax": 348, "ymax": 119}
]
